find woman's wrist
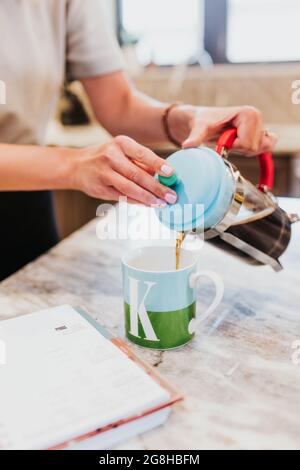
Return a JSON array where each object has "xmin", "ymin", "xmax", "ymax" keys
[
  {"xmin": 58, "ymin": 146, "xmax": 84, "ymax": 191},
  {"xmin": 166, "ymin": 104, "xmax": 195, "ymax": 146},
  {"xmin": 33, "ymin": 145, "xmax": 82, "ymax": 191}
]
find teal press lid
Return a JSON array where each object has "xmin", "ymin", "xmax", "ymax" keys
[
  {"xmin": 155, "ymin": 147, "xmax": 235, "ymax": 232},
  {"xmin": 158, "ymin": 172, "xmax": 179, "ymax": 187}
]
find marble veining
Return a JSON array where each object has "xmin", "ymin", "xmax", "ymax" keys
[{"xmin": 0, "ymin": 199, "xmax": 299, "ymax": 450}]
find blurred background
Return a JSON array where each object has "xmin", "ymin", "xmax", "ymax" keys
[
  {"xmin": 119, "ymin": 0, "xmax": 300, "ymax": 65},
  {"xmin": 48, "ymin": 0, "xmax": 300, "ymax": 238}
]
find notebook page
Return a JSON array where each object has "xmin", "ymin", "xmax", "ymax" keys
[{"xmin": 0, "ymin": 305, "xmax": 169, "ymax": 450}]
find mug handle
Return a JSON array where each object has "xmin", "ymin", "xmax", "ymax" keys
[{"xmin": 188, "ymin": 270, "xmax": 224, "ymax": 335}]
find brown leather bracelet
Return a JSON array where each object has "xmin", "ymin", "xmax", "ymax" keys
[{"xmin": 162, "ymin": 103, "xmax": 182, "ymax": 147}]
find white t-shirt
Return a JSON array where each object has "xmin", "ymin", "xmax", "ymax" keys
[{"xmin": 0, "ymin": 0, "xmax": 123, "ymax": 145}]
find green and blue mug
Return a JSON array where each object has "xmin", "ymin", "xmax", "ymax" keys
[{"xmin": 122, "ymin": 246, "xmax": 224, "ymax": 350}]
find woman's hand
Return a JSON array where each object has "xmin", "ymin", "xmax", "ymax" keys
[
  {"xmin": 70, "ymin": 135, "xmax": 177, "ymax": 206},
  {"xmin": 169, "ymin": 105, "xmax": 278, "ymax": 156}
]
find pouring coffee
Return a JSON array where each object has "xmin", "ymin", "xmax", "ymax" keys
[{"xmin": 155, "ymin": 128, "xmax": 299, "ymax": 271}]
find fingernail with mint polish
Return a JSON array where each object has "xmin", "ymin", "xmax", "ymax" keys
[
  {"xmin": 161, "ymin": 164, "xmax": 173, "ymax": 176},
  {"xmin": 153, "ymin": 199, "xmax": 167, "ymax": 208},
  {"xmin": 165, "ymin": 193, "xmax": 177, "ymax": 205}
]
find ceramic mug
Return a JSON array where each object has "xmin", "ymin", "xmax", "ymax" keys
[{"xmin": 122, "ymin": 246, "xmax": 224, "ymax": 350}]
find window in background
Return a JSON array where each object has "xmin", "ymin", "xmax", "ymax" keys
[
  {"xmin": 227, "ymin": 0, "xmax": 300, "ymax": 62},
  {"xmin": 119, "ymin": 0, "xmax": 299, "ymax": 65},
  {"xmin": 121, "ymin": 0, "xmax": 202, "ymax": 65}
]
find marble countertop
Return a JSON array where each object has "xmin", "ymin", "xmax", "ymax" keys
[{"xmin": 0, "ymin": 198, "xmax": 299, "ymax": 450}]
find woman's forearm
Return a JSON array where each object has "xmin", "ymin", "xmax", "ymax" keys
[
  {"xmin": 0, "ymin": 139, "xmax": 178, "ymax": 207},
  {"xmin": 114, "ymin": 90, "xmax": 192, "ymax": 145},
  {"xmin": 0, "ymin": 144, "xmax": 73, "ymax": 191},
  {"xmin": 81, "ymin": 72, "xmax": 277, "ymax": 154},
  {"xmin": 81, "ymin": 73, "xmax": 190, "ymax": 145},
  {"xmin": 115, "ymin": 90, "xmax": 169, "ymax": 143}
]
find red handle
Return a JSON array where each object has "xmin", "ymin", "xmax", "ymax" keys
[{"xmin": 216, "ymin": 128, "xmax": 274, "ymax": 191}]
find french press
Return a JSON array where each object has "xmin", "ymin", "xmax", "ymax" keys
[{"xmin": 156, "ymin": 128, "xmax": 299, "ymax": 271}]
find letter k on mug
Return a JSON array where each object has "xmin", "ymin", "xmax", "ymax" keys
[{"xmin": 122, "ymin": 247, "xmax": 224, "ymax": 350}]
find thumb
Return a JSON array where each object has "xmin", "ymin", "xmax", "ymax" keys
[{"xmin": 182, "ymin": 124, "xmax": 208, "ymax": 149}]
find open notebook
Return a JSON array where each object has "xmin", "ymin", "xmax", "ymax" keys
[{"xmin": 0, "ymin": 305, "xmax": 182, "ymax": 450}]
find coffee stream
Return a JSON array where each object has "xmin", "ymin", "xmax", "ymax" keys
[{"xmin": 176, "ymin": 232, "xmax": 185, "ymax": 270}]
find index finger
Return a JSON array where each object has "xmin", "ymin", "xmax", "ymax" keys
[
  {"xmin": 115, "ymin": 135, "xmax": 174, "ymax": 177},
  {"xmin": 233, "ymin": 131, "xmax": 278, "ymax": 156}
]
